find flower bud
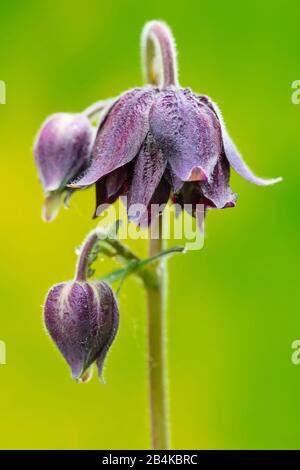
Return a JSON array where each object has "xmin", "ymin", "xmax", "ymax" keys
[
  {"xmin": 34, "ymin": 113, "xmax": 94, "ymax": 221},
  {"xmin": 44, "ymin": 280, "xmax": 119, "ymax": 382}
]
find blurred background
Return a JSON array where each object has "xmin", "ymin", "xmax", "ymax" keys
[{"xmin": 0, "ymin": 0, "xmax": 299, "ymax": 449}]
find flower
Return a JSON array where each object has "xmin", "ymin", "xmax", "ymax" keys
[
  {"xmin": 44, "ymin": 280, "xmax": 119, "ymax": 382},
  {"xmin": 34, "ymin": 112, "xmax": 94, "ymax": 221},
  {"xmin": 71, "ymin": 86, "xmax": 281, "ymax": 225},
  {"xmin": 70, "ymin": 21, "xmax": 281, "ymax": 227}
]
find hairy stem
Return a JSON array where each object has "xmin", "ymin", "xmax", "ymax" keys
[
  {"xmin": 83, "ymin": 98, "xmax": 115, "ymax": 119},
  {"xmin": 75, "ymin": 227, "xmax": 141, "ymax": 281},
  {"xmin": 75, "ymin": 230, "xmax": 99, "ymax": 281},
  {"xmin": 75, "ymin": 226, "xmax": 163, "ymax": 287},
  {"xmin": 141, "ymin": 20, "xmax": 178, "ymax": 89},
  {"xmin": 142, "ymin": 20, "xmax": 174, "ymax": 450},
  {"xmin": 146, "ymin": 214, "xmax": 169, "ymax": 449}
]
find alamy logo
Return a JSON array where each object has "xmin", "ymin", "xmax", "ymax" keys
[
  {"xmin": 95, "ymin": 199, "xmax": 205, "ymax": 251},
  {"xmin": 291, "ymin": 80, "xmax": 300, "ymax": 105},
  {"xmin": 0, "ymin": 80, "xmax": 6, "ymax": 104},
  {"xmin": 291, "ymin": 340, "xmax": 300, "ymax": 364}
]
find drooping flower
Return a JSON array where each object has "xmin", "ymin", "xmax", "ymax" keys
[
  {"xmin": 44, "ymin": 279, "xmax": 119, "ymax": 382},
  {"xmin": 70, "ymin": 21, "xmax": 281, "ymax": 227},
  {"xmin": 43, "ymin": 228, "xmax": 120, "ymax": 382},
  {"xmin": 34, "ymin": 112, "xmax": 94, "ymax": 221},
  {"xmin": 72, "ymin": 86, "xmax": 281, "ymax": 225}
]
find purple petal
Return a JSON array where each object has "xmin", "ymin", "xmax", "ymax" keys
[
  {"xmin": 137, "ymin": 177, "xmax": 171, "ymax": 228},
  {"xmin": 34, "ymin": 113, "xmax": 93, "ymax": 192},
  {"xmin": 72, "ymin": 88, "xmax": 156, "ymax": 187},
  {"xmin": 93, "ymin": 166, "xmax": 129, "ymax": 218},
  {"xmin": 172, "ymin": 184, "xmax": 207, "ymax": 232},
  {"xmin": 44, "ymin": 282, "xmax": 95, "ymax": 379},
  {"xmin": 106, "ymin": 166, "xmax": 129, "ymax": 199},
  {"xmin": 174, "ymin": 183, "xmax": 203, "ymax": 216},
  {"xmin": 165, "ymin": 166, "xmax": 184, "ymax": 192},
  {"xmin": 201, "ymin": 156, "xmax": 237, "ymax": 209},
  {"xmin": 127, "ymin": 133, "xmax": 167, "ymax": 220},
  {"xmin": 95, "ymin": 282, "xmax": 119, "ymax": 383},
  {"xmin": 94, "ymin": 179, "xmax": 108, "ymax": 218},
  {"xmin": 149, "ymin": 87, "xmax": 222, "ymax": 182},
  {"xmin": 44, "ymin": 281, "xmax": 119, "ymax": 381},
  {"xmin": 199, "ymin": 96, "xmax": 282, "ymax": 186}
]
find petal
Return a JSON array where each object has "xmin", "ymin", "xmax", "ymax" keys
[
  {"xmin": 34, "ymin": 113, "xmax": 93, "ymax": 192},
  {"xmin": 127, "ymin": 133, "xmax": 167, "ymax": 220},
  {"xmin": 44, "ymin": 281, "xmax": 118, "ymax": 381},
  {"xmin": 63, "ymin": 188, "xmax": 77, "ymax": 209},
  {"xmin": 106, "ymin": 166, "xmax": 129, "ymax": 199},
  {"xmin": 138, "ymin": 177, "xmax": 171, "ymax": 227},
  {"xmin": 72, "ymin": 88, "xmax": 156, "ymax": 187},
  {"xmin": 149, "ymin": 87, "xmax": 222, "ymax": 182},
  {"xmin": 172, "ymin": 183, "xmax": 207, "ymax": 232},
  {"xmin": 42, "ymin": 191, "xmax": 62, "ymax": 223},
  {"xmin": 199, "ymin": 96, "xmax": 282, "ymax": 186},
  {"xmin": 93, "ymin": 165, "xmax": 129, "ymax": 218},
  {"xmin": 195, "ymin": 205, "xmax": 207, "ymax": 233},
  {"xmin": 94, "ymin": 179, "xmax": 107, "ymax": 217},
  {"xmin": 201, "ymin": 156, "xmax": 237, "ymax": 209},
  {"xmin": 176, "ymin": 183, "xmax": 203, "ymax": 216},
  {"xmin": 165, "ymin": 166, "xmax": 184, "ymax": 193},
  {"xmin": 94, "ymin": 281, "xmax": 119, "ymax": 383},
  {"xmin": 44, "ymin": 282, "xmax": 92, "ymax": 379}
]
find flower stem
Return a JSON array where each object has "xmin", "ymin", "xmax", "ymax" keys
[
  {"xmin": 75, "ymin": 226, "xmax": 142, "ymax": 282},
  {"xmin": 83, "ymin": 98, "xmax": 115, "ymax": 119},
  {"xmin": 75, "ymin": 229, "xmax": 99, "ymax": 281},
  {"xmin": 146, "ymin": 214, "xmax": 169, "ymax": 450},
  {"xmin": 141, "ymin": 20, "xmax": 175, "ymax": 450},
  {"xmin": 141, "ymin": 20, "xmax": 178, "ymax": 89}
]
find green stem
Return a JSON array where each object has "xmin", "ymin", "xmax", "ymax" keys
[
  {"xmin": 146, "ymin": 214, "xmax": 169, "ymax": 450},
  {"xmin": 100, "ymin": 245, "xmax": 184, "ymax": 286}
]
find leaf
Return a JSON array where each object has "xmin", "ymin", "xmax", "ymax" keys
[{"xmin": 99, "ymin": 245, "xmax": 185, "ymax": 287}]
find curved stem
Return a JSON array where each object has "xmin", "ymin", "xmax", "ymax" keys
[
  {"xmin": 75, "ymin": 227, "xmax": 141, "ymax": 282},
  {"xmin": 146, "ymin": 214, "xmax": 169, "ymax": 449},
  {"xmin": 83, "ymin": 98, "xmax": 114, "ymax": 119},
  {"xmin": 75, "ymin": 229, "xmax": 100, "ymax": 281},
  {"xmin": 141, "ymin": 20, "xmax": 178, "ymax": 88}
]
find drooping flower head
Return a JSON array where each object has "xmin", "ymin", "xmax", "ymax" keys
[
  {"xmin": 44, "ymin": 280, "xmax": 119, "ymax": 382},
  {"xmin": 34, "ymin": 112, "xmax": 94, "ymax": 221},
  {"xmin": 44, "ymin": 230, "xmax": 119, "ymax": 382},
  {"xmin": 70, "ymin": 21, "xmax": 281, "ymax": 227}
]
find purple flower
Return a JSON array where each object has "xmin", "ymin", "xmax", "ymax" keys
[
  {"xmin": 71, "ymin": 86, "xmax": 281, "ymax": 224},
  {"xmin": 34, "ymin": 113, "xmax": 94, "ymax": 221},
  {"xmin": 44, "ymin": 280, "xmax": 119, "ymax": 382}
]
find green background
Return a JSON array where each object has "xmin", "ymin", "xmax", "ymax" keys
[{"xmin": 0, "ymin": 0, "xmax": 298, "ymax": 449}]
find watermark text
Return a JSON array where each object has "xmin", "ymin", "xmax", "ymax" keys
[{"xmin": 291, "ymin": 80, "xmax": 300, "ymax": 104}]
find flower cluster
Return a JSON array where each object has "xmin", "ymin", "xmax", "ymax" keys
[
  {"xmin": 35, "ymin": 20, "xmax": 282, "ymax": 384},
  {"xmin": 34, "ymin": 21, "xmax": 281, "ymax": 227}
]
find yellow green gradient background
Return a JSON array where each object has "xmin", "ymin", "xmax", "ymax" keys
[{"xmin": 0, "ymin": 0, "xmax": 299, "ymax": 449}]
